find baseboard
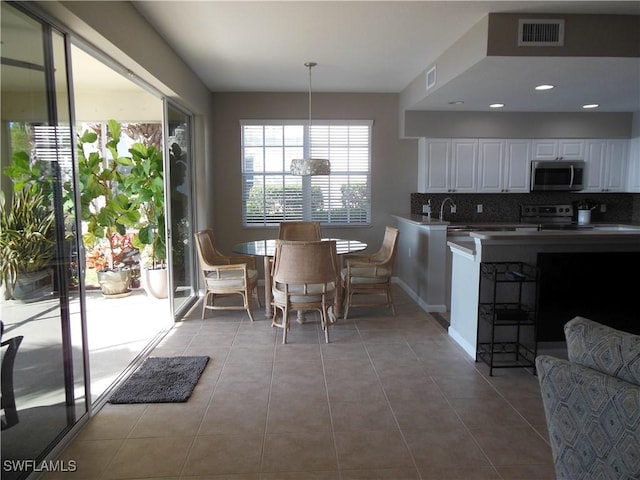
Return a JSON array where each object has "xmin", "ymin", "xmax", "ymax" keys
[
  {"xmin": 392, "ymin": 277, "xmax": 447, "ymax": 313},
  {"xmin": 447, "ymin": 326, "xmax": 476, "ymax": 360}
]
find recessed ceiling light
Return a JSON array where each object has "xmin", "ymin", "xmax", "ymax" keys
[
  {"xmin": 448, "ymin": 101, "xmax": 464, "ymax": 105},
  {"xmin": 535, "ymin": 84, "xmax": 555, "ymax": 91},
  {"xmin": 582, "ymin": 104, "xmax": 600, "ymax": 109},
  {"xmin": 489, "ymin": 103, "xmax": 505, "ymax": 108}
]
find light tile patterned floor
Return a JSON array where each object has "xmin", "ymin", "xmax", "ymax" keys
[{"xmin": 44, "ymin": 286, "xmax": 556, "ymax": 479}]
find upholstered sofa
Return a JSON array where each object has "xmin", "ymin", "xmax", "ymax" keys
[{"xmin": 536, "ymin": 316, "xmax": 640, "ymax": 480}]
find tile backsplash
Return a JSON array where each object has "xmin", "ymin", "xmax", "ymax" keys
[{"xmin": 410, "ymin": 192, "xmax": 639, "ymax": 224}]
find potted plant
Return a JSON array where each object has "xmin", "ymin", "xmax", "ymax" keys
[
  {"xmin": 0, "ymin": 151, "xmax": 56, "ymax": 301},
  {"xmin": 124, "ymin": 141, "xmax": 168, "ymax": 298},
  {"xmin": 78, "ymin": 120, "xmax": 140, "ymax": 296},
  {"xmin": 0, "ymin": 189, "xmax": 56, "ymax": 301}
]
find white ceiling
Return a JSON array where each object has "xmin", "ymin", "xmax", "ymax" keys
[{"xmin": 132, "ymin": 0, "xmax": 640, "ymax": 113}]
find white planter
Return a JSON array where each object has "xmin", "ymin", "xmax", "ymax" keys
[
  {"xmin": 97, "ymin": 269, "xmax": 131, "ymax": 296},
  {"xmin": 142, "ymin": 267, "xmax": 168, "ymax": 299}
]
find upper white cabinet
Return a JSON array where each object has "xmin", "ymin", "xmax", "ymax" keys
[
  {"xmin": 421, "ymin": 138, "xmax": 477, "ymax": 193},
  {"xmin": 420, "ymin": 137, "xmax": 630, "ymax": 193},
  {"xmin": 583, "ymin": 139, "xmax": 628, "ymax": 192},
  {"xmin": 450, "ymin": 139, "xmax": 478, "ymax": 193},
  {"xmin": 478, "ymin": 139, "xmax": 530, "ymax": 193},
  {"xmin": 626, "ymin": 138, "xmax": 640, "ymax": 193},
  {"xmin": 532, "ymin": 140, "xmax": 585, "ymax": 160}
]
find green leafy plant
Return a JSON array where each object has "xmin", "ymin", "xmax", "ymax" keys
[
  {"xmin": 78, "ymin": 120, "xmax": 140, "ymax": 271},
  {"xmin": 0, "ymin": 179, "xmax": 55, "ymax": 294},
  {"xmin": 125, "ymin": 142, "xmax": 166, "ymax": 268}
]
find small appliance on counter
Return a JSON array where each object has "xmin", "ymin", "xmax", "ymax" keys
[{"xmin": 577, "ymin": 209, "xmax": 591, "ymax": 225}]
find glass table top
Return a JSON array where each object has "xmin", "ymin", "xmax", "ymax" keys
[{"xmin": 233, "ymin": 238, "xmax": 367, "ymax": 256}]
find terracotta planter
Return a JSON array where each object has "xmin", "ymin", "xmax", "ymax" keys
[
  {"xmin": 142, "ymin": 266, "xmax": 168, "ymax": 299},
  {"xmin": 97, "ymin": 269, "xmax": 131, "ymax": 296}
]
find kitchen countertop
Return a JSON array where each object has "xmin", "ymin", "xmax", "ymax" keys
[
  {"xmin": 392, "ymin": 214, "xmax": 448, "ymax": 226},
  {"xmin": 447, "ymin": 223, "xmax": 640, "ymax": 257},
  {"xmin": 446, "ymin": 239, "xmax": 476, "ymax": 256},
  {"xmin": 469, "ymin": 227, "xmax": 640, "ymax": 241}
]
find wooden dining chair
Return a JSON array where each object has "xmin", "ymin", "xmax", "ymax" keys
[
  {"xmin": 277, "ymin": 221, "xmax": 322, "ymax": 241},
  {"xmin": 342, "ymin": 226, "xmax": 399, "ymax": 319},
  {"xmin": 271, "ymin": 240, "xmax": 339, "ymax": 344},
  {"xmin": 194, "ymin": 229, "xmax": 261, "ymax": 321}
]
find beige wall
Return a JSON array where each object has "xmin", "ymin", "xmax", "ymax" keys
[
  {"xmin": 210, "ymin": 92, "xmax": 417, "ymax": 255},
  {"xmin": 404, "ymin": 111, "xmax": 634, "ymax": 139}
]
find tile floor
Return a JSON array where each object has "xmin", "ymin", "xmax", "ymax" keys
[{"xmin": 44, "ymin": 286, "xmax": 556, "ymax": 479}]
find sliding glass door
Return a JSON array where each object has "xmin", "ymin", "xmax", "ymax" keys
[
  {"xmin": 1, "ymin": 4, "xmax": 86, "ymax": 478},
  {"xmin": 165, "ymin": 102, "xmax": 197, "ymax": 318},
  {"xmin": 1, "ymin": 3, "xmax": 199, "ymax": 475}
]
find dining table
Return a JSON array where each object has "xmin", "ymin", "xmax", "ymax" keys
[{"xmin": 232, "ymin": 238, "xmax": 367, "ymax": 318}]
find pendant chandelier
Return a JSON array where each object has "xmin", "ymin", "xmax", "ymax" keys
[{"xmin": 290, "ymin": 62, "xmax": 331, "ymax": 176}]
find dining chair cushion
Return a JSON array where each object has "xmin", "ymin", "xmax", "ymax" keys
[
  {"xmin": 272, "ymin": 282, "xmax": 336, "ymax": 304},
  {"xmin": 205, "ymin": 268, "xmax": 258, "ymax": 289},
  {"xmin": 342, "ymin": 266, "xmax": 392, "ymax": 284}
]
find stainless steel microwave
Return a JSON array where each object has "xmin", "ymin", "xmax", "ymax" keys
[{"xmin": 530, "ymin": 160, "xmax": 585, "ymax": 192}]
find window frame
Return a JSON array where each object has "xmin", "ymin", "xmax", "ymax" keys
[{"xmin": 240, "ymin": 119, "xmax": 372, "ymax": 228}]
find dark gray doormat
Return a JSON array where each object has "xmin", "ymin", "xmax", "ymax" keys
[{"xmin": 108, "ymin": 356, "xmax": 209, "ymax": 404}]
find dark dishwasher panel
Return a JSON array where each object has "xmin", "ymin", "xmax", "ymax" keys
[{"xmin": 536, "ymin": 252, "xmax": 640, "ymax": 341}]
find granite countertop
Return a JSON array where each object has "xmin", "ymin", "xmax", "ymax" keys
[
  {"xmin": 392, "ymin": 214, "xmax": 449, "ymax": 226},
  {"xmin": 469, "ymin": 228, "xmax": 640, "ymax": 241}
]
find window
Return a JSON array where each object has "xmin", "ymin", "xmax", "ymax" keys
[{"xmin": 241, "ymin": 120, "xmax": 371, "ymax": 226}]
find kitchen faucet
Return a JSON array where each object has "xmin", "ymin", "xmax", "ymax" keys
[{"xmin": 439, "ymin": 197, "xmax": 457, "ymax": 220}]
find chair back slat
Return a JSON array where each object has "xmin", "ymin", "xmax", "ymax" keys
[
  {"xmin": 273, "ymin": 240, "xmax": 338, "ymax": 285},
  {"xmin": 194, "ymin": 229, "xmax": 216, "ymax": 265},
  {"xmin": 277, "ymin": 221, "xmax": 322, "ymax": 241},
  {"xmin": 372, "ymin": 226, "xmax": 399, "ymax": 263}
]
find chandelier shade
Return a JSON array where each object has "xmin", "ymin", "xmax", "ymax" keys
[{"xmin": 291, "ymin": 62, "xmax": 330, "ymax": 176}]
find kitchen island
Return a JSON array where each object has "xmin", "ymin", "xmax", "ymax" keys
[
  {"xmin": 392, "ymin": 214, "xmax": 537, "ymax": 312},
  {"xmin": 448, "ymin": 228, "xmax": 640, "ymax": 360}
]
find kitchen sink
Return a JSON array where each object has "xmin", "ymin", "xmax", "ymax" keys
[{"xmin": 447, "ymin": 224, "xmax": 537, "ymax": 233}]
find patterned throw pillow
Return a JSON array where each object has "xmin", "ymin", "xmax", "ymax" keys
[{"xmin": 564, "ymin": 316, "xmax": 640, "ymax": 386}]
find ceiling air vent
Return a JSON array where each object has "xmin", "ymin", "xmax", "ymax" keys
[
  {"xmin": 426, "ymin": 66, "xmax": 436, "ymax": 90},
  {"xmin": 518, "ymin": 19, "xmax": 565, "ymax": 46}
]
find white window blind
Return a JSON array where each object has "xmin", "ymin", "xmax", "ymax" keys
[{"xmin": 241, "ymin": 120, "xmax": 371, "ymax": 227}]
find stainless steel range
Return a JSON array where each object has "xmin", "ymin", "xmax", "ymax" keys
[{"xmin": 520, "ymin": 204, "xmax": 591, "ymax": 230}]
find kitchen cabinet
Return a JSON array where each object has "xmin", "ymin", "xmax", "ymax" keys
[
  {"xmin": 420, "ymin": 138, "xmax": 477, "ymax": 193},
  {"xmin": 583, "ymin": 139, "xmax": 628, "ymax": 192},
  {"xmin": 532, "ymin": 140, "xmax": 584, "ymax": 160},
  {"xmin": 626, "ymin": 138, "xmax": 640, "ymax": 192},
  {"xmin": 477, "ymin": 139, "xmax": 530, "ymax": 193}
]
